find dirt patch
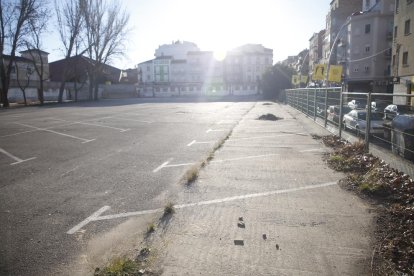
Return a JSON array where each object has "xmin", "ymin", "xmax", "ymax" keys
[
  {"xmin": 320, "ymin": 135, "xmax": 414, "ymax": 275},
  {"xmin": 257, "ymin": 113, "xmax": 283, "ymax": 121}
]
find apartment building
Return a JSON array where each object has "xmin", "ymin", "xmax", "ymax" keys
[
  {"xmin": 340, "ymin": 0, "xmax": 394, "ymax": 92},
  {"xmin": 138, "ymin": 42, "xmax": 272, "ymax": 97},
  {"xmin": 392, "ymin": 0, "xmax": 414, "ymax": 100},
  {"xmin": 322, "ymin": 0, "xmax": 363, "ymax": 65},
  {"xmin": 223, "ymin": 44, "xmax": 273, "ymax": 93},
  {"xmin": 309, "ymin": 30, "xmax": 326, "ymax": 80}
]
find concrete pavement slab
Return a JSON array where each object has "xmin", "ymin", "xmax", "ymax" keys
[{"xmin": 149, "ymin": 102, "xmax": 374, "ymax": 275}]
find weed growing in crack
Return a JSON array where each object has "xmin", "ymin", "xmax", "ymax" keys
[{"xmin": 164, "ymin": 202, "xmax": 175, "ymax": 215}]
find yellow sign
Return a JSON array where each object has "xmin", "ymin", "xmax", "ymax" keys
[
  {"xmin": 292, "ymin": 75, "xmax": 300, "ymax": 85},
  {"xmin": 312, "ymin": 64, "xmax": 327, "ymax": 81},
  {"xmin": 300, "ymin": 75, "xmax": 308, "ymax": 83},
  {"xmin": 328, "ymin": 65, "xmax": 343, "ymax": 83}
]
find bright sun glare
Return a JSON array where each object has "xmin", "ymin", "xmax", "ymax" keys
[{"xmin": 213, "ymin": 50, "xmax": 227, "ymax": 61}]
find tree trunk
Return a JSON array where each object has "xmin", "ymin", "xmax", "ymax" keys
[
  {"xmin": 22, "ymin": 88, "xmax": 27, "ymax": 106},
  {"xmin": 1, "ymin": 78, "xmax": 10, "ymax": 107},
  {"xmin": 58, "ymin": 81, "xmax": 66, "ymax": 103}
]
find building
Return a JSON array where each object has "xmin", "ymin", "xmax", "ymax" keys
[
  {"xmin": 309, "ymin": 30, "xmax": 326, "ymax": 81},
  {"xmin": 138, "ymin": 42, "xmax": 273, "ymax": 97},
  {"xmin": 3, "ymin": 49, "xmax": 49, "ymax": 86},
  {"xmin": 155, "ymin": 41, "xmax": 199, "ymax": 60},
  {"xmin": 322, "ymin": 0, "xmax": 363, "ymax": 65},
  {"xmin": 223, "ymin": 44, "xmax": 273, "ymax": 94},
  {"xmin": 49, "ymin": 55, "xmax": 122, "ymax": 84},
  {"xmin": 392, "ymin": 0, "xmax": 414, "ymax": 102},
  {"xmin": 340, "ymin": 0, "xmax": 394, "ymax": 92}
]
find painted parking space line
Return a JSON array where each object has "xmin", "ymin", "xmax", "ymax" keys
[
  {"xmin": 50, "ymin": 118, "xmax": 130, "ymax": 132},
  {"xmin": 187, "ymin": 140, "xmax": 215, "ymax": 147},
  {"xmin": 0, "ymin": 147, "xmax": 36, "ymax": 166},
  {"xmin": 67, "ymin": 206, "xmax": 111, "ymax": 234},
  {"xmin": 0, "ymin": 121, "xmax": 81, "ymax": 138},
  {"xmin": 114, "ymin": 117, "xmax": 152, "ymax": 124},
  {"xmin": 66, "ymin": 181, "xmax": 337, "ymax": 234},
  {"xmin": 206, "ymin": 128, "xmax": 226, "ymax": 133},
  {"xmin": 15, "ymin": 123, "xmax": 95, "ymax": 143},
  {"xmin": 217, "ymin": 120, "xmax": 237, "ymax": 125},
  {"xmin": 153, "ymin": 153, "xmax": 280, "ymax": 173},
  {"xmin": 227, "ymin": 133, "xmax": 308, "ymax": 142},
  {"xmin": 211, "ymin": 153, "xmax": 279, "ymax": 163},
  {"xmin": 299, "ymin": 148, "xmax": 325, "ymax": 153},
  {"xmin": 152, "ymin": 158, "xmax": 173, "ymax": 173}
]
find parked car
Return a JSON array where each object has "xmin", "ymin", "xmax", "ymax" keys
[
  {"xmin": 326, "ymin": 105, "xmax": 352, "ymax": 123},
  {"xmin": 342, "ymin": 110, "xmax": 384, "ymax": 136},
  {"xmin": 391, "ymin": 114, "xmax": 414, "ymax": 161},
  {"xmin": 383, "ymin": 104, "xmax": 414, "ymax": 120},
  {"xmin": 348, "ymin": 99, "xmax": 367, "ymax": 110}
]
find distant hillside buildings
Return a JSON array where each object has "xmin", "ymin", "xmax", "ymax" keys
[{"xmin": 137, "ymin": 41, "xmax": 273, "ymax": 97}]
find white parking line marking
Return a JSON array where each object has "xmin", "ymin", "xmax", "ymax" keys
[
  {"xmin": 0, "ymin": 148, "xmax": 36, "ymax": 165},
  {"xmin": 217, "ymin": 120, "xmax": 236, "ymax": 125},
  {"xmin": 67, "ymin": 206, "xmax": 111, "ymax": 234},
  {"xmin": 187, "ymin": 140, "xmax": 196, "ymax": 147},
  {"xmin": 15, "ymin": 123, "xmax": 95, "ymax": 143},
  {"xmin": 66, "ymin": 182, "xmax": 337, "ymax": 234},
  {"xmin": 211, "ymin": 153, "xmax": 279, "ymax": 163},
  {"xmin": 153, "ymin": 154, "xmax": 280, "ymax": 172},
  {"xmin": 115, "ymin": 117, "xmax": 152, "ymax": 124},
  {"xmin": 153, "ymin": 158, "xmax": 173, "ymax": 173},
  {"xmin": 187, "ymin": 140, "xmax": 214, "ymax": 147},
  {"xmin": 206, "ymin": 128, "xmax": 226, "ymax": 133},
  {"xmin": 228, "ymin": 133, "xmax": 308, "ymax": 142},
  {"xmin": 300, "ymin": 148, "xmax": 325, "ymax": 153},
  {"xmin": 50, "ymin": 118, "xmax": 130, "ymax": 132}
]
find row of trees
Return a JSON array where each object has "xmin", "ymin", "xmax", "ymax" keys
[{"xmin": 0, "ymin": 0, "xmax": 130, "ymax": 107}]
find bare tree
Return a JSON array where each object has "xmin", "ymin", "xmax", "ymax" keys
[
  {"xmin": 15, "ymin": 60, "xmax": 32, "ymax": 105},
  {"xmin": 0, "ymin": 0, "xmax": 47, "ymax": 107},
  {"xmin": 55, "ymin": 0, "xmax": 85, "ymax": 103},
  {"xmin": 83, "ymin": 0, "xmax": 129, "ymax": 100},
  {"xmin": 24, "ymin": 6, "xmax": 49, "ymax": 105}
]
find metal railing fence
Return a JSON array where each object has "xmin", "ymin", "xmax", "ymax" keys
[{"xmin": 286, "ymin": 88, "xmax": 414, "ymax": 162}]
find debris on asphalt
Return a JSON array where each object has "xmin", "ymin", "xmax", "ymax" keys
[
  {"xmin": 234, "ymin": 240, "xmax": 244, "ymax": 246},
  {"xmin": 238, "ymin": 217, "xmax": 243, "ymax": 221},
  {"xmin": 321, "ymin": 135, "xmax": 414, "ymax": 275},
  {"xmin": 237, "ymin": 221, "xmax": 245, "ymax": 228},
  {"xmin": 276, "ymin": 244, "xmax": 280, "ymax": 250},
  {"xmin": 257, "ymin": 113, "xmax": 283, "ymax": 121},
  {"xmin": 262, "ymin": 234, "xmax": 267, "ymax": 240}
]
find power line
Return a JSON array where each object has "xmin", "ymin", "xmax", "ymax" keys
[{"xmin": 345, "ymin": 47, "xmax": 391, "ymax": 63}]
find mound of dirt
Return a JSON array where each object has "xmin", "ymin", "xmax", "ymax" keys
[{"xmin": 257, "ymin": 114, "xmax": 283, "ymax": 121}]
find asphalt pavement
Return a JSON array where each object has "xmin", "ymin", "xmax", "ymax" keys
[{"xmin": 0, "ymin": 98, "xmax": 255, "ymax": 275}]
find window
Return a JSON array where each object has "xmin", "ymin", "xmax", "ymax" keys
[
  {"xmin": 147, "ymin": 66, "xmax": 150, "ymax": 71},
  {"xmin": 11, "ymin": 66, "xmax": 16, "ymax": 74},
  {"xmin": 394, "ymin": 26, "xmax": 398, "ymax": 38},
  {"xmin": 403, "ymin": 51, "xmax": 409, "ymax": 66},
  {"xmin": 364, "ymin": 66, "xmax": 370, "ymax": 72},
  {"xmin": 396, "ymin": 0, "xmax": 400, "ymax": 12},
  {"xmin": 354, "ymin": 67, "xmax": 359, "ymax": 72},
  {"xmin": 365, "ymin": 24, "xmax": 371, "ymax": 34},
  {"xmin": 405, "ymin": 19, "xmax": 411, "ymax": 35},
  {"xmin": 365, "ymin": 45, "xmax": 371, "ymax": 52},
  {"xmin": 392, "ymin": 55, "xmax": 396, "ymax": 66},
  {"xmin": 365, "ymin": 0, "xmax": 371, "ymax": 10}
]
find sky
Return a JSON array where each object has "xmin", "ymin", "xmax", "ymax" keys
[{"xmin": 45, "ymin": 0, "xmax": 332, "ymax": 69}]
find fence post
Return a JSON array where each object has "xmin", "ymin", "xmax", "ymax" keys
[
  {"xmin": 306, "ymin": 89, "xmax": 309, "ymax": 116},
  {"xmin": 364, "ymin": 92, "xmax": 372, "ymax": 152},
  {"xmin": 338, "ymin": 91, "xmax": 343, "ymax": 138},
  {"xmin": 324, "ymin": 88, "xmax": 328, "ymax": 127},
  {"xmin": 313, "ymin": 89, "xmax": 317, "ymax": 121}
]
